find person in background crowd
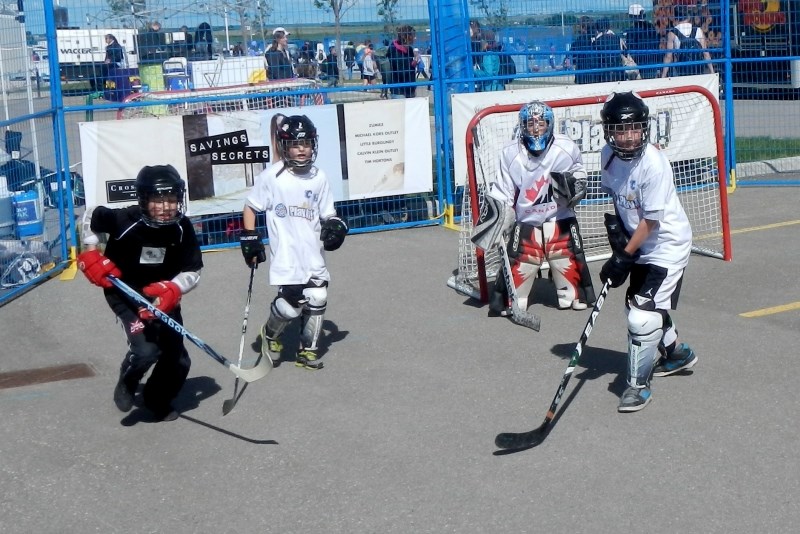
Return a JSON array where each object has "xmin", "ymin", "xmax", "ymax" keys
[
  {"xmin": 623, "ymin": 4, "xmax": 661, "ymax": 79},
  {"xmin": 265, "ymin": 27, "xmax": 295, "ymax": 80},
  {"xmin": 387, "ymin": 25, "xmax": 417, "ymax": 98}
]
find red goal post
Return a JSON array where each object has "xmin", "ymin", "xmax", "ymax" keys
[{"xmin": 448, "ymin": 86, "xmax": 732, "ymax": 302}]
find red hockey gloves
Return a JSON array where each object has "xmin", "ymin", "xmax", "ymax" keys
[
  {"xmin": 239, "ymin": 230, "xmax": 266, "ymax": 266},
  {"xmin": 320, "ymin": 216, "xmax": 348, "ymax": 251},
  {"xmin": 77, "ymin": 249, "xmax": 121, "ymax": 289},
  {"xmin": 600, "ymin": 250, "xmax": 638, "ymax": 288},
  {"xmin": 142, "ymin": 281, "xmax": 182, "ymax": 314}
]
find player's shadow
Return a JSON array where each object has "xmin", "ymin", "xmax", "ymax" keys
[
  {"xmin": 552, "ymin": 343, "xmax": 631, "ymax": 396},
  {"xmin": 121, "ymin": 375, "xmax": 221, "ymax": 426},
  {"xmin": 251, "ymin": 319, "xmax": 349, "ymax": 366}
]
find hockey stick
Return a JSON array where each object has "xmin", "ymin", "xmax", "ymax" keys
[
  {"xmin": 108, "ymin": 276, "xmax": 271, "ymax": 383},
  {"xmin": 499, "ymin": 234, "xmax": 541, "ymax": 332},
  {"xmin": 222, "ymin": 263, "xmax": 257, "ymax": 415},
  {"xmin": 495, "ymin": 280, "xmax": 611, "ymax": 450}
]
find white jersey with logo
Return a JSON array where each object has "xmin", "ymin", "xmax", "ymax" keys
[
  {"xmin": 488, "ymin": 134, "xmax": 585, "ymax": 226},
  {"xmin": 600, "ymin": 144, "xmax": 692, "ymax": 268},
  {"xmin": 245, "ymin": 162, "xmax": 336, "ymax": 285}
]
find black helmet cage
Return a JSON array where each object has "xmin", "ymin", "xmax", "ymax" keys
[
  {"xmin": 278, "ymin": 115, "xmax": 318, "ymax": 171},
  {"xmin": 135, "ymin": 165, "xmax": 186, "ymax": 226},
  {"xmin": 601, "ymin": 91, "xmax": 651, "ymax": 161}
]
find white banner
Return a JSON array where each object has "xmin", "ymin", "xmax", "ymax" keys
[
  {"xmin": 79, "ymin": 98, "xmax": 433, "ymax": 216},
  {"xmin": 452, "ymin": 74, "xmax": 719, "ymax": 186}
]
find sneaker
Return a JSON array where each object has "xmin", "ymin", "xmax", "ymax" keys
[
  {"xmin": 653, "ymin": 344, "xmax": 697, "ymax": 377},
  {"xmin": 296, "ymin": 348, "xmax": 323, "ymax": 370},
  {"xmin": 145, "ymin": 401, "xmax": 179, "ymax": 422},
  {"xmin": 113, "ymin": 365, "xmax": 138, "ymax": 412},
  {"xmin": 618, "ymin": 385, "xmax": 652, "ymax": 413},
  {"xmin": 113, "ymin": 379, "xmax": 135, "ymax": 412},
  {"xmin": 558, "ymin": 299, "xmax": 587, "ymax": 311}
]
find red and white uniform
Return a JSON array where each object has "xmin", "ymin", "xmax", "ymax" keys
[
  {"xmin": 490, "ymin": 134, "xmax": 584, "ymax": 226},
  {"xmin": 488, "ymin": 134, "xmax": 589, "ymax": 310}
]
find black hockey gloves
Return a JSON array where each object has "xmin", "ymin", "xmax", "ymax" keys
[
  {"xmin": 604, "ymin": 212, "xmax": 630, "ymax": 255},
  {"xmin": 600, "ymin": 250, "xmax": 637, "ymax": 288},
  {"xmin": 601, "ymin": 213, "xmax": 639, "ymax": 288},
  {"xmin": 239, "ymin": 230, "xmax": 266, "ymax": 266},
  {"xmin": 320, "ymin": 216, "xmax": 348, "ymax": 251}
]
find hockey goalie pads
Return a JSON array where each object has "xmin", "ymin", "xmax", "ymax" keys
[
  {"xmin": 471, "ymin": 194, "xmax": 515, "ymax": 252},
  {"xmin": 321, "ymin": 216, "xmax": 348, "ymax": 251},
  {"xmin": 550, "ymin": 170, "xmax": 588, "ymax": 208}
]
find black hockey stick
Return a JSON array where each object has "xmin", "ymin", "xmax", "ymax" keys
[
  {"xmin": 495, "ymin": 281, "xmax": 611, "ymax": 450},
  {"xmin": 222, "ymin": 263, "xmax": 257, "ymax": 415},
  {"xmin": 499, "ymin": 233, "xmax": 541, "ymax": 332},
  {"xmin": 108, "ymin": 276, "xmax": 271, "ymax": 383}
]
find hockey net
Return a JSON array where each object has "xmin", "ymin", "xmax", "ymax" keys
[
  {"xmin": 116, "ymin": 79, "xmax": 325, "ymax": 120},
  {"xmin": 448, "ymin": 86, "xmax": 731, "ymax": 302}
]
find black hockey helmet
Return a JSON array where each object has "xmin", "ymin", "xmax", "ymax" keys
[
  {"xmin": 277, "ymin": 115, "xmax": 318, "ymax": 171},
  {"xmin": 600, "ymin": 91, "xmax": 650, "ymax": 161},
  {"xmin": 135, "ymin": 164, "xmax": 186, "ymax": 226}
]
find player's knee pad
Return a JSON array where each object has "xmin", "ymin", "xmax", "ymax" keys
[
  {"xmin": 302, "ymin": 285, "xmax": 328, "ymax": 311},
  {"xmin": 626, "ymin": 306, "xmax": 664, "ymax": 386},
  {"xmin": 266, "ymin": 290, "xmax": 303, "ymax": 340}
]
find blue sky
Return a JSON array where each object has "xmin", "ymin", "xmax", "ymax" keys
[{"xmin": 29, "ymin": 1, "xmax": 625, "ymax": 36}]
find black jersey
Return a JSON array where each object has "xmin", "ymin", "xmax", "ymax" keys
[{"xmin": 91, "ymin": 206, "xmax": 203, "ymax": 293}]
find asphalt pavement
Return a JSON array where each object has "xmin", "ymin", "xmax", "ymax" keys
[{"xmin": 1, "ymin": 186, "xmax": 798, "ymax": 533}]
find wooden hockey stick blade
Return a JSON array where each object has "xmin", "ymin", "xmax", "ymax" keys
[
  {"xmin": 495, "ymin": 424, "xmax": 549, "ymax": 450},
  {"xmin": 227, "ymin": 357, "xmax": 271, "ymax": 383}
]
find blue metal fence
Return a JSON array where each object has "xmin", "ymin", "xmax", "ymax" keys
[{"xmin": 1, "ymin": 0, "xmax": 799, "ymax": 305}]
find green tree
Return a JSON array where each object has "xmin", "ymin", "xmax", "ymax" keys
[
  {"xmin": 469, "ymin": 0, "xmax": 509, "ymax": 29},
  {"xmin": 313, "ymin": 0, "xmax": 358, "ymax": 79},
  {"xmin": 377, "ymin": 0, "xmax": 400, "ymax": 36}
]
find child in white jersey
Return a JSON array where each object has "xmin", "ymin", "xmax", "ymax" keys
[
  {"xmin": 598, "ymin": 91, "xmax": 698, "ymax": 412},
  {"xmin": 239, "ymin": 115, "xmax": 348, "ymax": 370}
]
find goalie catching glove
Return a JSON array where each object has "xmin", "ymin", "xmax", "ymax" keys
[
  {"xmin": 77, "ymin": 249, "xmax": 121, "ymax": 289},
  {"xmin": 239, "ymin": 230, "xmax": 266, "ymax": 266},
  {"xmin": 320, "ymin": 216, "xmax": 348, "ymax": 251},
  {"xmin": 550, "ymin": 170, "xmax": 587, "ymax": 209},
  {"xmin": 470, "ymin": 194, "xmax": 516, "ymax": 251}
]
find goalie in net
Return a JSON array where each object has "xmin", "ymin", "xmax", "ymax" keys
[
  {"xmin": 471, "ymin": 100, "xmax": 595, "ymax": 316},
  {"xmin": 449, "ymin": 85, "xmax": 731, "ymax": 303}
]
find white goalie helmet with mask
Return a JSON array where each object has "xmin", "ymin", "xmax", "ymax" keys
[
  {"xmin": 600, "ymin": 91, "xmax": 650, "ymax": 161},
  {"xmin": 135, "ymin": 164, "xmax": 186, "ymax": 227},
  {"xmin": 277, "ymin": 115, "xmax": 318, "ymax": 171},
  {"xmin": 518, "ymin": 100, "xmax": 555, "ymax": 156}
]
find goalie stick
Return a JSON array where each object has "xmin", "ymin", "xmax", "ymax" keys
[
  {"xmin": 495, "ymin": 281, "xmax": 611, "ymax": 450},
  {"xmin": 222, "ymin": 263, "xmax": 257, "ymax": 415},
  {"xmin": 108, "ymin": 276, "xmax": 271, "ymax": 383},
  {"xmin": 499, "ymin": 235, "xmax": 541, "ymax": 332}
]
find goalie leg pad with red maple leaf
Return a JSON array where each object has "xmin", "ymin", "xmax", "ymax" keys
[{"xmin": 546, "ymin": 218, "xmax": 595, "ymax": 309}]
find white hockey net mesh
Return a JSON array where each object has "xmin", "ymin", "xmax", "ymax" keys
[
  {"xmin": 449, "ymin": 87, "xmax": 730, "ymax": 301},
  {"xmin": 116, "ymin": 79, "xmax": 325, "ymax": 119}
]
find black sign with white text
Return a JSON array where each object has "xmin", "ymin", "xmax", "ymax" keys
[
  {"xmin": 209, "ymin": 146, "xmax": 270, "ymax": 164},
  {"xmin": 106, "ymin": 179, "xmax": 137, "ymax": 203}
]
